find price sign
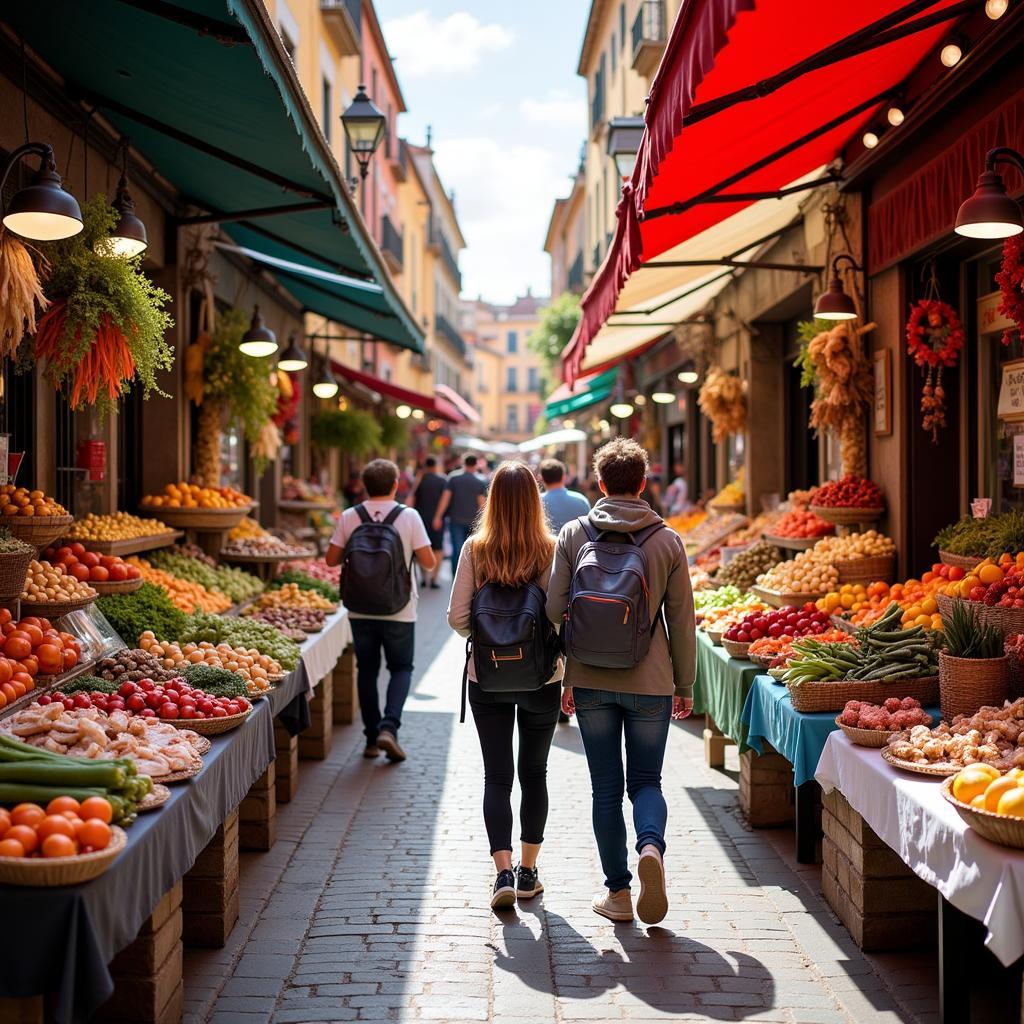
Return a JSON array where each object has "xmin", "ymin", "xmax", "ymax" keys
[
  {"xmin": 998, "ymin": 359, "xmax": 1024, "ymax": 422},
  {"xmin": 1016, "ymin": 434, "xmax": 1024, "ymax": 489}
]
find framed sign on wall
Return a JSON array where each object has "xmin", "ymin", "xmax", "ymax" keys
[{"xmin": 873, "ymin": 348, "xmax": 892, "ymax": 436}]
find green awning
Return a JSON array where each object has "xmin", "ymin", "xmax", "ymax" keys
[
  {"xmin": 3, "ymin": 0, "xmax": 423, "ymax": 352},
  {"xmin": 545, "ymin": 367, "xmax": 618, "ymax": 419}
]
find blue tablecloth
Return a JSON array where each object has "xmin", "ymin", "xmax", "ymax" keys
[{"xmin": 740, "ymin": 674, "xmax": 941, "ymax": 787}]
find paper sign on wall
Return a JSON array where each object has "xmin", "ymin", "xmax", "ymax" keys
[
  {"xmin": 1015, "ymin": 434, "xmax": 1024, "ymax": 488},
  {"xmin": 998, "ymin": 359, "xmax": 1024, "ymax": 422}
]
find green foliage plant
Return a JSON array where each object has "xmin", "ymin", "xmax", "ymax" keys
[{"xmin": 310, "ymin": 408, "xmax": 381, "ymax": 456}]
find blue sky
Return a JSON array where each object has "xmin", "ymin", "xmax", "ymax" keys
[{"xmin": 375, "ymin": 1, "xmax": 588, "ymax": 304}]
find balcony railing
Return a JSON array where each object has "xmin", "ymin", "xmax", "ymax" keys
[
  {"xmin": 631, "ymin": 0, "xmax": 666, "ymax": 76},
  {"xmin": 429, "ymin": 217, "xmax": 461, "ymax": 287},
  {"xmin": 320, "ymin": 0, "xmax": 360, "ymax": 56},
  {"xmin": 567, "ymin": 249, "xmax": 584, "ymax": 293},
  {"xmin": 381, "ymin": 214, "xmax": 403, "ymax": 273},
  {"xmin": 434, "ymin": 314, "xmax": 466, "ymax": 357}
]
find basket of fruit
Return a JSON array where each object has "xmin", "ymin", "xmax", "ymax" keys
[
  {"xmin": 705, "ymin": 627, "xmax": 725, "ymax": 646},
  {"xmin": 809, "ymin": 475, "xmax": 885, "ymax": 526},
  {"xmin": 42, "ymin": 544, "xmax": 145, "ymax": 596},
  {"xmin": 941, "ymin": 767, "xmax": 1024, "ymax": 849},
  {"xmin": 939, "ymin": 550, "xmax": 983, "ymax": 570},
  {"xmin": 721, "ymin": 638, "xmax": 751, "ymax": 659},
  {"xmin": 20, "ymin": 559, "xmax": 98, "ymax": 617},
  {"xmin": 0, "ymin": 531, "xmax": 36, "ymax": 604},
  {"xmin": 140, "ymin": 483, "xmax": 254, "ymax": 531},
  {"xmin": 834, "ymin": 699, "xmax": 933, "ymax": 748},
  {"xmin": 0, "ymin": 486, "xmax": 73, "ymax": 549},
  {"xmin": 835, "ymin": 555, "xmax": 896, "ymax": 585}
]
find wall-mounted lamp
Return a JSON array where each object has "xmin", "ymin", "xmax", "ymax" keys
[
  {"xmin": 97, "ymin": 139, "xmax": 147, "ymax": 258},
  {"xmin": 955, "ymin": 147, "xmax": 1024, "ymax": 239},
  {"xmin": 239, "ymin": 306, "xmax": 279, "ymax": 358},
  {"xmin": 814, "ymin": 254, "xmax": 861, "ymax": 321},
  {"xmin": 0, "ymin": 142, "xmax": 83, "ymax": 240},
  {"xmin": 277, "ymin": 333, "xmax": 308, "ymax": 372}
]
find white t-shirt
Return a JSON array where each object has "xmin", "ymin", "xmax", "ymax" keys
[{"xmin": 330, "ymin": 500, "xmax": 431, "ymax": 622}]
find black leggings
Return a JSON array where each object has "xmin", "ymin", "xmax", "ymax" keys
[{"xmin": 469, "ymin": 686, "xmax": 560, "ymax": 855}]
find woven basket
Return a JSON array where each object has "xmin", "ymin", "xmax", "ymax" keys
[
  {"xmin": 1009, "ymin": 648, "xmax": 1024, "ymax": 701},
  {"xmin": 0, "ymin": 548, "xmax": 34, "ymax": 603},
  {"xmin": 3, "ymin": 514, "xmax": 74, "ymax": 550},
  {"xmin": 835, "ymin": 554, "xmax": 896, "ymax": 585},
  {"xmin": 704, "ymin": 627, "xmax": 725, "ymax": 646},
  {"xmin": 721, "ymin": 638, "xmax": 751, "ymax": 659},
  {"xmin": 749, "ymin": 653, "xmax": 776, "ymax": 669},
  {"xmin": 89, "ymin": 577, "xmax": 144, "ymax": 597},
  {"xmin": 809, "ymin": 505, "xmax": 884, "ymax": 527},
  {"xmin": 708, "ymin": 501, "xmax": 745, "ymax": 514},
  {"xmin": 750, "ymin": 584, "xmax": 824, "ymax": 609},
  {"xmin": 168, "ymin": 706, "xmax": 252, "ymax": 735},
  {"xmin": 880, "ymin": 747, "xmax": 960, "ymax": 776},
  {"xmin": 788, "ymin": 675, "xmax": 939, "ymax": 714},
  {"xmin": 941, "ymin": 776, "xmax": 1024, "ymax": 849},
  {"xmin": 763, "ymin": 534, "xmax": 824, "ymax": 551},
  {"xmin": 938, "ymin": 651, "xmax": 1009, "ymax": 721},
  {"xmin": 936, "ymin": 592, "xmax": 1024, "ymax": 636},
  {"xmin": 939, "ymin": 550, "xmax": 984, "ymax": 570},
  {"xmin": 136, "ymin": 783, "xmax": 171, "ymax": 813},
  {"xmin": 139, "ymin": 505, "xmax": 253, "ymax": 531},
  {"xmin": 834, "ymin": 715, "xmax": 933, "ymax": 748},
  {"xmin": 0, "ymin": 826, "xmax": 126, "ymax": 886},
  {"xmin": 19, "ymin": 593, "xmax": 98, "ymax": 618},
  {"xmin": 159, "ymin": 763, "xmax": 202, "ymax": 783}
]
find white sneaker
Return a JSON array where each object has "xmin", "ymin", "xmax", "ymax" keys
[
  {"xmin": 636, "ymin": 845, "xmax": 668, "ymax": 924},
  {"xmin": 592, "ymin": 888, "xmax": 634, "ymax": 921}
]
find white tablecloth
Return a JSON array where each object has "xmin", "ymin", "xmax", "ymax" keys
[
  {"xmin": 299, "ymin": 607, "xmax": 352, "ymax": 694},
  {"xmin": 816, "ymin": 731, "xmax": 1024, "ymax": 966}
]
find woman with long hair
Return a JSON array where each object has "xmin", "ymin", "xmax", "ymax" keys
[{"xmin": 448, "ymin": 461, "xmax": 562, "ymax": 909}]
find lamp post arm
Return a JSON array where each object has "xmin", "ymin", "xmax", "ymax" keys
[
  {"xmin": 0, "ymin": 142, "xmax": 54, "ymax": 213},
  {"xmin": 831, "ymin": 253, "xmax": 862, "ymax": 276},
  {"xmin": 987, "ymin": 147, "xmax": 1024, "ymax": 178}
]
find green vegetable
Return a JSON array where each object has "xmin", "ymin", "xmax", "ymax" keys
[
  {"xmin": 149, "ymin": 550, "xmax": 264, "ymax": 603},
  {"xmin": 935, "ymin": 511, "xmax": 1024, "ymax": 559},
  {"xmin": 942, "ymin": 600, "xmax": 1005, "ymax": 659},
  {"xmin": 0, "ymin": 761, "xmax": 127, "ymax": 788},
  {"xmin": 178, "ymin": 613, "xmax": 299, "ymax": 670},
  {"xmin": 96, "ymin": 582, "xmax": 188, "ymax": 644},
  {"xmin": 182, "ymin": 664, "xmax": 249, "ymax": 698},
  {"xmin": 694, "ymin": 586, "xmax": 758, "ymax": 613},
  {"xmin": 270, "ymin": 570, "xmax": 339, "ymax": 602},
  {"xmin": 58, "ymin": 676, "xmax": 121, "ymax": 695},
  {"xmin": 0, "ymin": 529, "xmax": 34, "ymax": 555}
]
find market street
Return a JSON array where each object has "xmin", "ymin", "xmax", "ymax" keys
[{"xmin": 183, "ymin": 586, "xmax": 938, "ymax": 1024}]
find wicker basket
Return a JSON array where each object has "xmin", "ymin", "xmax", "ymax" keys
[
  {"xmin": 3, "ymin": 514, "xmax": 74, "ymax": 550},
  {"xmin": 89, "ymin": 577, "xmax": 144, "ymax": 597},
  {"xmin": 139, "ymin": 505, "xmax": 253, "ymax": 531},
  {"xmin": 1009, "ymin": 648, "xmax": 1024, "ymax": 701},
  {"xmin": 939, "ymin": 550, "xmax": 983, "ymax": 570},
  {"xmin": 788, "ymin": 675, "xmax": 939, "ymax": 714},
  {"xmin": 936, "ymin": 592, "xmax": 1024, "ymax": 636},
  {"xmin": 721, "ymin": 638, "xmax": 751, "ymax": 659},
  {"xmin": 938, "ymin": 651, "xmax": 1009, "ymax": 721},
  {"xmin": 763, "ymin": 534, "xmax": 825, "ymax": 551},
  {"xmin": 708, "ymin": 501, "xmax": 745, "ymax": 514},
  {"xmin": 704, "ymin": 627, "xmax": 725, "ymax": 646},
  {"xmin": 880, "ymin": 747, "xmax": 960, "ymax": 776},
  {"xmin": 0, "ymin": 826, "xmax": 126, "ymax": 886},
  {"xmin": 137, "ymin": 783, "xmax": 171, "ymax": 813},
  {"xmin": 809, "ymin": 505, "xmax": 884, "ymax": 527},
  {"xmin": 834, "ymin": 715, "xmax": 933, "ymax": 748},
  {"xmin": 940, "ymin": 776, "xmax": 1024, "ymax": 849},
  {"xmin": 749, "ymin": 653, "xmax": 776, "ymax": 670},
  {"xmin": 0, "ymin": 548, "xmax": 34, "ymax": 603},
  {"xmin": 19, "ymin": 593, "xmax": 98, "ymax": 618},
  {"xmin": 835, "ymin": 554, "xmax": 896, "ymax": 585},
  {"xmin": 168, "ymin": 706, "xmax": 252, "ymax": 735},
  {"xmin": 750, "ymin": 584, "xmax": 824, "ymax": 609}
]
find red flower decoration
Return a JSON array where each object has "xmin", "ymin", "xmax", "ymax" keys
[
  {"xmin": 997, "ymin": 234, "xmax": 1024, "ymax": 346},
  {"xmin": 905, "ymin": 299, "xmax": 964, "ymax": 369}
]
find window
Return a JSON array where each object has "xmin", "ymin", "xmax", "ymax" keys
[
  {"xmin": 506, "ymin": 367, "xmax": 518, "ymax": 392},
  {"xmin": 321, "ymin": 77, "xmax": 332, "ymax": 144},
  {"xmin": 527, "ymin": 367, "xmax": 539, "ymax": 392},
  {"xmin": 507, "ymin": 330, "xmax": 518, "ymax": 354},
  {"xmin": 526, "ymin": 404, "xmax": 540, "ymax": 432},
  {"xmin": 506, "ymin": 404, "xmax": 519, "ymax": 433},
  {"xmin": 620, "ymin": 3, "xmax": 626, "ymax": 50},
  {"xmin": 611, "ymin": 36, "xmax": 617, "ymax": 74}
]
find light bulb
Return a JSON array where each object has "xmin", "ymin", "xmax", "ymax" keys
[
  {"xmin": 862, "ymin": 131, "xmax": 879, "ymax": 149},
  {"xmin": 609, "ymin": 402, "xmax": 634, "ymax": 419},
  {"xmin": 886, "ymin": 106, "xmax": 905, "ymax": 127},
  {"xmin": 562, "ymin": 419, "xmax": 576, "ymax": 429},
  {"xmin": 940, "ymin": 42, "xmax": 962, "ymax": 67},
  {"xmin": 395, "ymin": 405, "xmax": 412, "ymax": 419},
  {"xmin": 677, "ymin": 370, "xmax": 699, "ymax": 384},
  {"xmin": 633, "ymin": 394, "xmax": 646, "ymax": 406},
  {"xmin": 239, "ymin": 339, "xmax": 279, "ymax": 358},
  {"xmin": 986, "ymin": 0, "xmax": 1008, "ymax": 19},
  {"xmin": 651, "ymin": 391, "xmax": 675, "ymax": 404},
  {"xmin": 412, "ymin": 408, "xmax": 425, "ymax": 420},
  {"xmin": 312, "ymin": 380, "xmax": 339, "ymax": 399},
  {"xmin": 598, "ymin": 419, "xmax": 610, "ymax": 431}
]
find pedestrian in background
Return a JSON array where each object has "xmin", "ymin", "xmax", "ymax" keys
[
  {"xmin": 539, "ymin": 458, "xmax": 592, "ymax": 533},
  {"xmin": 433, "ymin": 452, "xmax": 487, "ymax": 573},
  {"xmin": 326, "ymin": 459, "xmax": 436, "ymax": 763},
  {"xmin": 447, "ymin": 462, "xmax": 562, "ymax": 910},
  {"xmin": 546, "ymin": 439, "xmax": 696, "ymax": 925},
  {"xmin": 409, "ymin": 456, "xmax": 447, "ymax": 589}
]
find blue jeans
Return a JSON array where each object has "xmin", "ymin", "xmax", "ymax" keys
[
  {"xmin": 351, "ymin": 619, "xmax": 415, "ymax": 742},
  {"xmin": 574, "ymin": 689, "xmax": 672, "ymax": 892},
  {"xmin": 448, "ymin": 521, "xmax": 472, "ymax": 573}
]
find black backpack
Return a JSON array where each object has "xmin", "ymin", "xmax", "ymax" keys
[
  {"xmin": 564, "ymin": 517, "xmax": 665, "ymax": 669},
  {"xmin": 341, "ymin": 504, "xmax": 412, "ymax": 616},
  {"xmin": 461, "ymin": 580, "xmax": 559, "ymax": 722}
]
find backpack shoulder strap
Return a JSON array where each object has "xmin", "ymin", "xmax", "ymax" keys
[
  {"xmin": 354, "ymin": 504, "xmax": 372, "ymax": 525},
  {"xmin": 578, "ymin": 516, "xmax": 598, "ymax": 543},
  {"xmin": 383, "ymin": 503, "xmax": 406, "ymax": 526},
  {"xmin": 634, "ymin": 521, "xmax": 667, "ymax": 548}
]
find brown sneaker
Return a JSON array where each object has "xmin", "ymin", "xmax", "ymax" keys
[
  {"xmin": 376, "ymin": 730, "xmax": 406, "ymax": 762},
  {"xmin": 636, "ymin": 845, "xmax": 668, "ymax": 924},
  {"xmin": 592, "ymin": 888, "xmax": 633, "ymax": 921},
  {"xmin": 363, "ymin": 744, "xmax": 381, "ymax": 758}
]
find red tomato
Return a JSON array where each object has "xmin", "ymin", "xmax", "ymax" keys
[
  {"xmin": 107, "ymin": 564, "xmax": 128, "ymax": 582},
  {"xmin": 0, "ymin": 660, "xmax": 13, "ymax": 686},
  {"xmin": 61, "ymin": 648, "xmax": 79, "ymax": 671},
  {"xmin": 0, "ymin": 683, "xmax": 16, "ymax": 704},
  {"xmin": 3, "ymin": 637, "xmax": 30, "ymax": 661},
  {"xmin": 69, "ymin": 564, "xmax": 91, "ymax": 583},
  {"xmin": 0, "ymin": 608, "xmax": 12, "ymax": 627},
  {"xmin": 69, "ymin": 542, "xmax": 86, "ymax": 557},
  {"xmin": 20, "ymin": 625, "xmax": 43, "ymax": 647},
  {"xmin": 89, "ymin": 566, "xmax": 110, "ymax": 582},
  {"xmin": 20, "ymin": 656, "xmax": 38, "ymax": 678},
  {"xmin": 126, "ymin": 565, "xmax": 142, "ymax": 580},
  {"xmin": 35, "ymin": 644, "xmax": 63, "ymax": 675},
  {"xmin": 80, "ymin": 552, "xmax": 100, "ymax": 568},
  {"xmin": 18, "ymin": 616, "xmax": 41, "ymax": 629},
  {"xmin": 99, "ymin": 555, "xmax": 118, "ymax": 569}
]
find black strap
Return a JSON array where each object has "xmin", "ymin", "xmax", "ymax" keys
[
  {"xmin": 383, "ymin": 503, "xmax": 406, "ymax": 526},
  {"xmin": 354, "ymin": 504, "xmax": 373, "ymax": 524},
  {"xmin": 461, "ymin": 638, "xmax": 472, "ymax": 724}
]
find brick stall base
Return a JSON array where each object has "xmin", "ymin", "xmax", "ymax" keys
[
  {"xmin": 298, "ymin": 670, "xmax": 333, "ymax": 761},
  {"xmin": 182, "ymin": 810, "xmax": 240, "ymax": 949},
  {"xmin": 739, "ymin": 742, "xmax": 796, "ymax": 827},
  {"xmin": 822, "ymin": 788, "xmax": 936, "ymax": 951},
  {"xmin": 273, "ymin": 721, "xmax": 298, "ymax": 803},
  {"xmin": 332, "ymin": 645, "xmax": 356, "ymax": 726},
  {"xmin": 239, "ymin": 761, "xmax": 276, "ymax": 852}
]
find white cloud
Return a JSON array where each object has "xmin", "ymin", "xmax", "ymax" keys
[
  {"xmin": 382, "ymin": 11, "xmax": 514, "ymax": 78},
  {"xmin": 432, "ymin": 135, "xmax": 576, "ymax": 303},
  {"xmin": 520, "ymin": 88, "xmax": 585, "ymax": 129}
]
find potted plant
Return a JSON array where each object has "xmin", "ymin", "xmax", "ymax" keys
[{"xmin": 939, "ymin": 601, "xmax": 1009, "ymax": 720}]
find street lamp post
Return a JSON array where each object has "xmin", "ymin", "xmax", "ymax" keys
[
  {"xmin": 606, "ymin": 116, "xmax": 645, "ymax": 181},
  {"xmin": 340, "ymin": 85, "xmax": 387, "ymax": 192}
]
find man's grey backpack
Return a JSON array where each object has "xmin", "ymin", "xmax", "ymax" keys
[{"xmin": 341, "ymin": 504, "xmax": 412, "ymax": 616}]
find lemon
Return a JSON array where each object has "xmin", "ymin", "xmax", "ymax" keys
[
  {"xmin": 997, "ymin": 787, "xmax": 1024, "ymax": 818},
  {"xmin": 984, "ymin": 775, "xmax": 1020, "ymax": 812},
  {"xmin": 953, "ymin": 765, "xmax": 1001, "ymax": 804}
]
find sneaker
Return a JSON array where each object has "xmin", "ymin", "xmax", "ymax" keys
[
  {"xmin": 515, "ymin": 865, "xmax": 544, "ymax": 899},
  {"xmin": 376, "ymin": 730, "xmax": 406, "ymax": 762},
  {"xmin": 429, "ymin": 580, "xmax": 441, "ymax": 589},
  {"xmin": 636, "ymin": 845, "xmax": 668, "ymax": 924},
  {"xmin": 363, "ymin": 744, "xmax": 381, "ymax": 759},
  {"xmin": 592, "ymin": 888, "xmax": 634, "ymax": 921},
  {"xmin": 491, "ymin": 869, "xmax": 516, "ymax": 909}
]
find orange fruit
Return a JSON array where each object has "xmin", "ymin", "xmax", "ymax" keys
[
  {"xmin": 3, "ymin": 824, "xmax": 38, "ymax": 854},
  {"xmin": 78, "ymin": 819, "xmax": 111, "ymax": 851},
  {"xmin": 79, "ymin": 797, "xmax": 112, "ymax": 824},
  {"xmin": 10, "ymin": 803, "xmax": 44, "ymax": 828},
  {"xmin": 46, "ymin": 796, "xmax": 80, "ymax": 816},
  {"xmin": 979, "ymin": 564, "xmax": 1005, "ymax": 586},
  {"xmin": 40, "ymin": 833, "xmax": 76, "ymax": 858},
  {"xmin": 0, "ymin": 837, "xmax": 25, "ymax": 857},
  {"xmin": 37, "ymin": 814, "xmax": 76, "ymax": 841},
  {"xmin": 984, "ymin": 776, "xmax": 1021, "ymax": 812},
  {"xmin": 0, "ymin": 808, "xmax": 10, "ymax": 834},
  {"xmin": 953, "ymin": 765, "xmax": 1000, "ymax": 804},
  {"xmin": 997, "ymin": 787, "xmax": 1024, "ymax": 818}
]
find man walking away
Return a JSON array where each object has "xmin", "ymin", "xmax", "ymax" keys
[
  {"xmin": 433, "ymin": 453, "xmax": 487, "ymax": 574},
  {"xmin": 410, "ymin": 456, "xmax": 447, "ymax": 589},
  {"xmin": 539, "ymin": 458, "xmax": 591, "ymax": 533},
  {"xmin": 326, "ymin": 459, "xmax": 436, "ymax": 762},
  {"xmin": 546, "ymin": 438, "xmax": 696, "ymax": 925}
]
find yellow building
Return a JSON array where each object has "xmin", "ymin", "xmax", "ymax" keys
[{"xmin": 544, "ymin": 158, "xmax": 587, "ymax": 299}]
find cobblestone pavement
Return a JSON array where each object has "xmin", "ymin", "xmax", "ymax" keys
[{"xmin": 184, "ymin": 585, "xmax": 939, "ymax": 1024}]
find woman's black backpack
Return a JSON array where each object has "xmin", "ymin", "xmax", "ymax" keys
[{"xmin": 461, "ymin": 580, "xmax": 559, "ymax": 722}]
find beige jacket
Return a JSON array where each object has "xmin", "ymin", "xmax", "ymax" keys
[
  {"xmin": 447, "ymin": 541, "xmax": 563, "ymax": 685},
  {"xmin": 545, "ymin": 496, "xmax": 696, "ymax": 699}
]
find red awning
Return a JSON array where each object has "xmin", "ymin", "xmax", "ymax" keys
[
  {"xmin": 565, "ymin": 0, "xmax": 965, "ymax": 382},
  {"xmin": 330, "ymin": 361, "xmax": 465, "ymax": 423},
  {"xmin": 435, "ymin": 384, "xmax": 481, "ymax": 423}
]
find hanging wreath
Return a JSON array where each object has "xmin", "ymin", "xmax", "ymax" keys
[
  {"xmin": 905, "ymin": 296, "xmax": 964, "ymax": 443},
  {"xmin": 996, "ymin": 233, "xmax": 1024, "ymax": 346}
]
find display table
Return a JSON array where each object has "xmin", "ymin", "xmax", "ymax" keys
[
  {"xmin": 694, "ymin": 631, "xmax": 759, "ymax": 765},
  {"xmin": 0, "ymin": 613, "xmax": 349, "ymax": 1023}
]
